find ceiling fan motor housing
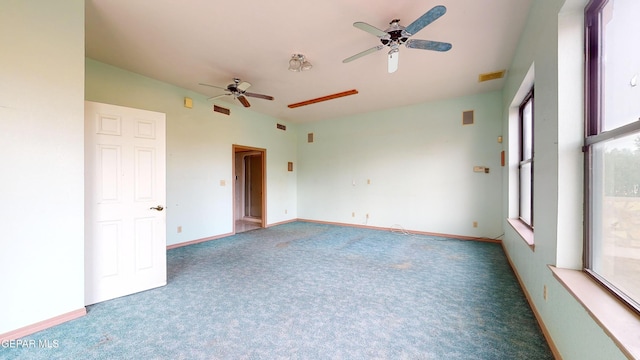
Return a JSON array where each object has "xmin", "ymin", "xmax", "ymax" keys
[
  {"xmin": 228, "ymin": 78, "xmax": 241, "ymax": 94},
  {"xmin": 380, "ymin": 20, "xmax": 409, "ymax": 46}
]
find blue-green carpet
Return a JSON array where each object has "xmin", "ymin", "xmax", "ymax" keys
[{"xmin": 2, "ymin": 222, "xmax": 553, "ymax": 359}]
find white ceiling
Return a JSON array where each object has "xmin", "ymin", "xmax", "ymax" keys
[{"xmin": 85, "ymin": 0, "xmax": 533, "ymax": 123}]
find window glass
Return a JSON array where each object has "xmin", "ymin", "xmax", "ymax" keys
[
  {"xmin": 519, "ymin": 90, "xmax": 534, "ymax": 227},
  {"xmin": 586, "ymin": 0, "xmax": 640, "ymax": 312},
  {"xmin": 519, "ymin": 162, "xmax": 532, "ymax": 225},
  {"xmin": 601, "ymin": 0, "xmax": 640, "ymax": 131},
  {"xmin": 590, "ymin": 132, "xmax": 640, "ymax": 304},
  {"xmin": 522, "ymin": 100, "xmax": 533, "ymax": 160}
]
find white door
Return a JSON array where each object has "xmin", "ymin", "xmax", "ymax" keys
[{"xmin": 84, "ymin": 101, "xmax": 166, "ymax": 305}]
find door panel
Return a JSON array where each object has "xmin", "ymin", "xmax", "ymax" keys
[
  {"xmin": 96, "ymin": 221, "xmax": 120, "ymax": 276},
  {"xmin": 134, "ymin": 147, "xmax": 155, "ymax": 201},
  {"xmin": 97, "ymin": 145, "xmax": 121, "ymax": 202},
  {"xmin": 85, "ymin": 101, "xmax": 166, "ymax": 305},
  {"xmin": 134, "ymin": 217, "xmax": 154, "ymax": 270}
]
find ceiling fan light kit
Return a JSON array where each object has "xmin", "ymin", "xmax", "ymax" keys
[
  {"xmin": 388, "ymin": 47, "xmax": 399, "ymax": 73},
  {"xmin": 288, "ymin": 54, "xmax": 312, "ymax": 72},
  {"xmin": 343, "ymin": 5, "xmax": 452, "ymax": 73}
]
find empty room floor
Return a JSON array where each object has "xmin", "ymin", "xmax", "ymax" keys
[{"xmin": 4, "ymin": 222, "xmax": 552, "ymax": 359}]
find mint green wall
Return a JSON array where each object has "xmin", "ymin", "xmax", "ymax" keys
[
  {"xmin": 297, "ymin": 91, "xmax": 503, "ymax": 238},
  {"xmin": 0, "ymin": 1, "xmax": 85, "ymax": 334},
  {"xmin": 85, "ymin": 59, "xmax": 298, "ymax": 246},
  {"xmin": 501, "ymin": 0, "xmax": 625, "ymax": 358},
  {"xmin": 86, "ymin": 56, "xmax": 505, "ymax": 242},
  {"xmin": 2, "ymin": 3, "xmax": 626, "ymax": 356}
]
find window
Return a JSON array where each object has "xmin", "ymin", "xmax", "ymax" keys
[
  {"xmin": 519, "ymin": 89, "xmax": 534, "ymax": 228},
  {"xmin": 585, "ymin": 0, "xmax": 640, "ymax": 313}
]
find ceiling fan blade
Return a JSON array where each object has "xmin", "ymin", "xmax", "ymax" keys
[
  {"xmin": 342, "ymin": 45, "xmax": 384, "ymax": 63},
  {"xmin": 245, "ymin": 92, "xmax": 274, "ymax": 101},
  {"xmin": 404, "ymin": 5, "xmax": 447, "ymax": 36},
  {"xmin": 406, "ymin": 39, "xmax": 452, "ymax": 52},
  {"xmin": 199, "ymin": 82, "xmax": 228, "ymax": 91},
  {"xmin": 208, "ymin": 93, "xmax": 231, "ymax": 101},
  {"xmin": 353, "ymin": 22, "xmax": 388, "ymax": 37},
  {"xmin": 237, "ymin": 95, "xmax": 251, "ymax": 108},
  {"xmin": 237, "ymin": 81, "xmax": 251, "ymax": 92}
]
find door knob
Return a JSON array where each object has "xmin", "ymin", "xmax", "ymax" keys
[{"xmin": 150, "ymin": 205, "xmax": 164, "ymax": 211}]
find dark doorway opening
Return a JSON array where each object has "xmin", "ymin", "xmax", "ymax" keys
[{"xmin": 232, "ymin": 145, "xmax": 266, "ymax": 233}]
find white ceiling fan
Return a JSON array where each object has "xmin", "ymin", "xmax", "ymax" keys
[
  {"xmin": 343, "ymin": 5, "xmax": 452, "ymax": 73},
  {"xmin": 199, "ymin": 78, "xmax": 274, "ymax": 108}
]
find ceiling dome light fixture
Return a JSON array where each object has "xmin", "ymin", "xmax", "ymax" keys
[{"xmin": 289, "ymin": 54, "xmax": 312, "ymax": 72}]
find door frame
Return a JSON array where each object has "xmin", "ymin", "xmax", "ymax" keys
[{"xmin": 232, "ymin": 144, "xmax": 266, "ymax": 232}]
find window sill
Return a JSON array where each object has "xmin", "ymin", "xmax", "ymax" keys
[
  {"xmin": 549, "ymin": 266, "xmax": 640, "ymax": 359},
  {"xmin": 507, "ymin": 218, "xmax": 535, "ymax": 250}
]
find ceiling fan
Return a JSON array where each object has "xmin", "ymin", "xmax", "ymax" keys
[
  {"xmin": 343, "ymin": 5, "xmax": 452, "ymax": 73},
  {"xmin": 199, "ymin": 78, "xmax": 274, "ymax": 108}
]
